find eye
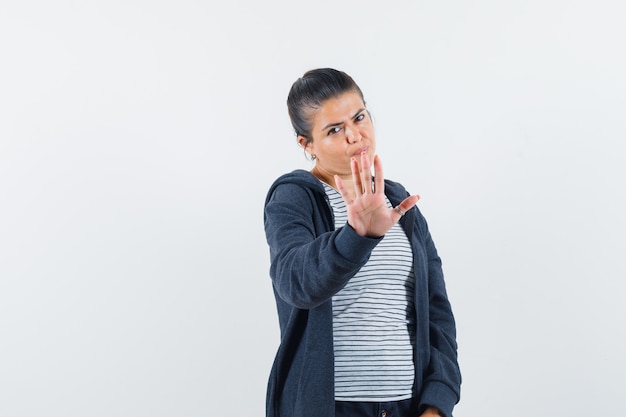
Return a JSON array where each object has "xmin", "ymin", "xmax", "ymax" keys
[
  {"xmin": 327, "ymin": 127, "xmax": 342, "ymax": 136},
  {"xmin": 355, "ymin": 113, "xmax": 365, "ymax": 122}
]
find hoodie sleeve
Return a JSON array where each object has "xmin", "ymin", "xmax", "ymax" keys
[
  {"xmin": 415, "ymin": 209, "xmax": 462, "ymax": 417},
  {"xmin": 264, "ymin": 181, "xmax": 382, "ymax": 309}
]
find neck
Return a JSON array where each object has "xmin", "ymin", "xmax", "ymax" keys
[{"xmin": 311, "ymin": 166, "xmax": 356, "ymax": 200}]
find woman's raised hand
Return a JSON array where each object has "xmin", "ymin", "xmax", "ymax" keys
[{"xmin": 334, "ymin": 153, "xmax": 420, "ymax": 238}]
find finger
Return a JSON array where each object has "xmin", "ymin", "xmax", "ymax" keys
[
  {"xmin": 394, "ymin": 194, "xmax": 421, "ymax": 217},
  {"xmin": 360, "ymin": 151, "xmax": 372, "ymax": 194},
  {"xmin": 350, "ymin": 157, "xmax": 364, "ymax": 196},
  {"xmin": 373, "ymin": 154, "xmax": 384, "ymax": 195},
  {"xmin": 393, "ymin": 206, "xmax": 407, "ymax": 217},
  {"xmin": 334, "ymin": 175, "xmax": 352, "ymax": 204}
]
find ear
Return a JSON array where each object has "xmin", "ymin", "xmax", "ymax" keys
[{"xmin": 297, "ymin": 135, "xmax": 314, "ymax": 156}]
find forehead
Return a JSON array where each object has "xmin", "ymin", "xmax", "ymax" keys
[{"xmin": 311, "ymin": 91, "xmax": 365, "ymax": 127}]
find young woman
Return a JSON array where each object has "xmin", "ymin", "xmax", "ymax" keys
[{"xmin": 263, "ymin": 68, "xmax": 461, "ymax": 417}]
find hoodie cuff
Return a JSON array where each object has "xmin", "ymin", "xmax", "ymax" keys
[
  {"xmin": 334, "ymin": 223, "xmax": 382, "ymax": 264},
  {"xmin": 418, "ymin": 381, "xmax": 459, "ymax": 417}
]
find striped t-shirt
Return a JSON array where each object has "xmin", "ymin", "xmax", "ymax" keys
[{"xmin": 322, "ymin": 182, "xmax": 417, "ymax": 402}]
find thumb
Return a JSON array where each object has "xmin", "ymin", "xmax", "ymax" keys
[
  {"xmin": 401, "ymin": 194, "xmax": 420, "ymax": 211},
  {"xmin": 393, "ymin": 194, "xmax": 420, "ymax": 218}
]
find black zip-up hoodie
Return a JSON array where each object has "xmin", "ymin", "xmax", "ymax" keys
[{"xmin": 263, "ymin": 169, "xmax": 461, "ymax": 417}]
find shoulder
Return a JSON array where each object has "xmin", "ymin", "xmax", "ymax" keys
[
  {"xmin": 383, "ymin": 178, "xmax": 410, "ymax": 204},
  {"xmin": 265, "ymin": 169, "xmax": 324, "ymax": 206},
  {"xmin": 271, "ymin": 169, "xmax": 318, "ymax": 186},
  {"xmin": 384, "ymin": 178, "xmax": 430, "ymax": 231}
]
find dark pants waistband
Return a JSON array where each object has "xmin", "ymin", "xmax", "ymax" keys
[{"xmin": 335, "ymin": 397, "xmax": 419, "ymax": 417}]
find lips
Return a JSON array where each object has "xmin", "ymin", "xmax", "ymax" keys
[{"xmin": 352, "ymin": 147, "xmax": 368, "ymax": 156}]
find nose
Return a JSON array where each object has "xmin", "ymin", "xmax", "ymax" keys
[{"xmin": 345, "ymin": 126, "xmax": 362, "ymax": 143}]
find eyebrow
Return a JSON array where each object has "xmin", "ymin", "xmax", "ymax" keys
[{"xmin": 321, "ymin": 108, "xmax": 366, "ymax": 131}]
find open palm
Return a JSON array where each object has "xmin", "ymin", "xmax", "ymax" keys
[{"xmin": 335, "ymin": 153, "xmax": 420, "ymax": 238}]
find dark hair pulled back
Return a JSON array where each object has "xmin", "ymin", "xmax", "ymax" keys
[{"xmin": 287, "ymin": 68, "xmax": 365, "ymax": 144}]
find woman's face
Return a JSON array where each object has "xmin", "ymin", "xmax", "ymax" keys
[{"xmin": 300, "ymin": 91, "xmax": 376, "ymax": 178}]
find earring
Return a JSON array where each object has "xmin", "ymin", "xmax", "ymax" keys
[{"xmin": 311, "ymin": 155, "xmax": 317, "ymax": 161}]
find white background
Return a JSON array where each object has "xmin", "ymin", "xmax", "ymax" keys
[{"xmin": 1, "ymin": 1, "xmax": 625, "ymax": 416}]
